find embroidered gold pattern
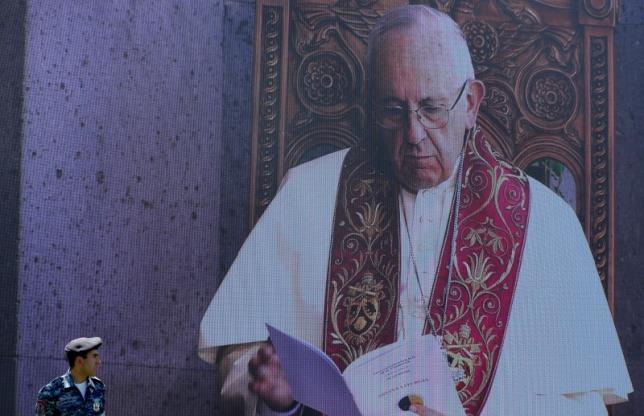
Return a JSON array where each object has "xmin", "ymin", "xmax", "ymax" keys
[
  {"xmin": 323, "ymin": 131, "xmax": 530, "ymax": 416},
  {"xmin": 425, "ymin": 131, "xmax": 530, "ymax": 414},
  {"xmin": 324, "ymin": 147, "xmax": 400, "ymax": 369}
]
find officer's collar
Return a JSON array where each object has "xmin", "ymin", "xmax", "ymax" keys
[
  {"xmin": 62, "ymin": 370, "xmax": 95, "ymax": 389},
  {"xmin": 62, "ymin": 371, "xmax": 74, "ymax": 389}
]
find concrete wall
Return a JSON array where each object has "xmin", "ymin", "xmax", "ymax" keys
[
  {"xmin": 16, "ymin": 1, "xmax": 228, "ymax": 414},
  {"xmin": 217, "ymin": 0, "xmax": 254, "ymax": 283}
]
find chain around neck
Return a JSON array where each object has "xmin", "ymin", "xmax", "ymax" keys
[{"xmin": 398, "ymin": 131, "xmax": 468, "ymax": 338}]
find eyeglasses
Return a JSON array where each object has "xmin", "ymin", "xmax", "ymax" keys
[{"xmin": 374, "ymin": 80, "xmax": 469, "ymax": 130}]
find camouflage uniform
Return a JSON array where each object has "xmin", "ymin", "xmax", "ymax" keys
[{"xmin": 35, "ymin": 371, "xmax": 106, "ymax": 416}]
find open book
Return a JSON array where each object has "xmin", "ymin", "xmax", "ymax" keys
[{"xmin": 266, "ymin": 324, "xmax": 465, "ymax": 416}]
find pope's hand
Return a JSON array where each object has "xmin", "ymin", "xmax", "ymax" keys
[
  {"xmin": 248, "ymin": 342, "xmax": 295, "ymax": 412},
  {"xmin": 408, "ymin": 404, "xmax": 446, "ymax": 416}
]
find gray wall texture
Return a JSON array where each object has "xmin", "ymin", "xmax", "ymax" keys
[
  {"xmin": 14, "ymin": 1, "xmax": 230, "ymax": 415},
  {"xmin": 0, "ymin": 0, "xmax": 641, "ymax": 415}
]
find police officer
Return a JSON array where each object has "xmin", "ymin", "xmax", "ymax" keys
[{"xmin": 36, "ymin": 337, "xmax": 106, "ymax": 416}]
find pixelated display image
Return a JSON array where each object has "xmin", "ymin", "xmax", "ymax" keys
[{"xmin": 0, "ymin": 1, "xmax": 642, "ymax": 415}]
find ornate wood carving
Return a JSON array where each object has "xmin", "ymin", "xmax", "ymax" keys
[
  {"xmin": 584, "ymin": 0, "xmax": 612, "ymax": 19},
  {"xmin": 249, "ymin": 0, "xmax": 617, "ymax": 309},
  {"xmin": 250, "ymin": 2, "xmax": 290, "ymax": 222},
  {"xmin": 579, "ymin": 0, "xmax": 618, "ymax": 26},
  {"xmin": 589, "ymin": 36, "xmax": 609, "ymax": 283},
  {"xmin": 285, "ymin": 1, "xmax": 398, "ymax": 171},
  {"xmin": 584, "ymin": 28, "xmax": 615, "ymax": 305}
]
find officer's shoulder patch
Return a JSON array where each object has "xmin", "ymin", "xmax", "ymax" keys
[
  {"xmin": 35, "ymin": 399, "xmax": 46, "ymax": 416},
  {"xmin": 38, "ymin": 375, "xmax": 68, "ymax": 400}
]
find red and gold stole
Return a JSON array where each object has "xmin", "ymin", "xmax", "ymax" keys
[{"xmin": 317, "ymin": 130, "xmax": 530, "ymax": 416}]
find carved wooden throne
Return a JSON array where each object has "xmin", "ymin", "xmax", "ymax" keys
[{"xmin": 248, "ymin": 0, "xmax": 618, "ymax": 308}]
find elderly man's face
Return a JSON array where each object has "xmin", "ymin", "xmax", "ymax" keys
[{"xmin": 373, "ymin": 30, "xmax": 483, "ymax": 191}]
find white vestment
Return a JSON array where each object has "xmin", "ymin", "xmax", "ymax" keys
[{"xmin": 199, "ymin": 149, "xmax": 632, "ymax": 415}]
